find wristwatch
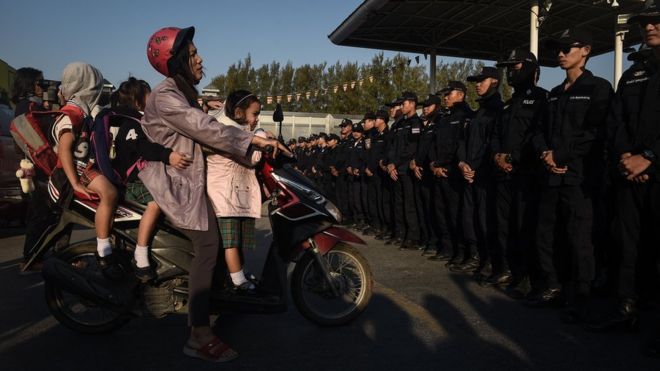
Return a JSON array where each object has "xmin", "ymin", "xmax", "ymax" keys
[{"xmin": 642, "ymin": 149, "xmax": 656, "ymax": 163}]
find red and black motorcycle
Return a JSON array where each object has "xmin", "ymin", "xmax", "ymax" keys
[{"xmin": 29, "ymin": 144, "xmax": 373, "ymax": 333}]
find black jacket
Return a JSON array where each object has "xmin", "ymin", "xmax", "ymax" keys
[
  {"xmin": 415, "ymin": 113, "xmax": 441, "ymax": 168},
  {"xmin": 388, "ymin": 113, "xmax": 423, "ymax": 172},
  {"xmin": 533, "ymin": 70, "xmax": 613, "ymax": 186},
  {"xmin": 366, "ymin": 127, "xmax": 388, "ymax": 173},
  {"xmin": 111, "ymin": 107, "xmax": 171, "ymax": 182},
  {"xmin": 491, "ymin": 85, "xmax": 548, "ymax": 178},
  {"xmin": 610, "ymin": 55, "xmax": 660, "ymax": 181},
  {"xmin": 430, "ymin": 101, "xmax": 474, "ymax": 168},
  {"xmin": 458, "ymin": 91, "xmax": 503, "ymax": 180}
]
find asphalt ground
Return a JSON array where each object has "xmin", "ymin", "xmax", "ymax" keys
[{"xmin": 0, "ymin": 219, "xmax": 659, "ymax": 371}]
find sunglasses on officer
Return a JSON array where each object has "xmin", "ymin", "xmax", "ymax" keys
[{"xmin": 554, "ymin": 43, "xmax": 585, "ymax": 55}]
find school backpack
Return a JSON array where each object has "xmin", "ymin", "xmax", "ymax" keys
[
  {"xmin": 9, "ymin": 105, "xmax": 84, "ymax": 176},
  {"xmin": 88, "ymin": 109, "xmax": 146, "ymax": 185}
]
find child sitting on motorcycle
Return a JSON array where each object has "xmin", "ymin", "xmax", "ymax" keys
[
  {"xmin": 110, "ymin": 77, "xmax": 192, "ymax": 282},
  {"xmin": 206, "ymin": 90, "xmax": 267, "ymax": 291},
  {"xmin": 50, "ymin": 62, "xmax": 121, "ymax": 279}
]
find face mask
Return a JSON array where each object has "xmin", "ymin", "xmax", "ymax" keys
[{"xmin": 507, "ymin": 62, "xmax": 536, "ymax": 88}]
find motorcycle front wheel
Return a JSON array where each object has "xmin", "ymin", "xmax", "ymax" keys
[
  {"xmin": 45, "ymin": 242, "xmax": 130, "ymax": 334},
  {"xmin": 291, "ymin": 242, "xmax": 373, "ymax": 326}
]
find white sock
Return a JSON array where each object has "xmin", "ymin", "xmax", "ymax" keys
[
  {"xmin": 96, "ymin": 238, "xmax": 112, "ymax": 257},
  {"xmin": 230, "ymin": 269, "xmax": 251, "ymax": 287},
  {"xmin": 134, "ymin": 245, "xmax": 150, "ymax": 268}
]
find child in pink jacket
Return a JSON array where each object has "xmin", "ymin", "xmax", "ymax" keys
[{"xmin": 206, "ymin": 90, "xmax": 266, "ymax": 291}]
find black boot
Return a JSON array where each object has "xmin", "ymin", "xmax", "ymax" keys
[
  {"xmin": 586, "ymin": 298, "xmax": 638, "ymax": 332},
  {"xmin": 449, "ymin": 255, "xmax": 480, "ymax": 273}
]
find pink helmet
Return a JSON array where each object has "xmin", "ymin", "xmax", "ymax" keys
[{"xmin": 146, "ymin": 26, "xmax": 195, "ymax": 77}]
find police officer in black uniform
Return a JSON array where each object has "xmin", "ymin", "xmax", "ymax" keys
[
  {"xmin": 368, "ymin": 110, "xmax": 391, "ymax": 239},
  {"xmin": 323, "ymin": 133, "xmax": 341, "ymax": 204},
  {"xmin": 588, "ymin": 4, "xmax": 660, "ymax": 342},
  {"xmin": 387, "ymin": 92, "xmax": 424, "ymax": 250},
  {"xmin": 429, "ymin": 81, "xmax": 474, "ymax": 265},
  {"xmin": 453, "ymin": 67, "xmax": 503, "ymax": 279},
  {"xmin": 384, "ymin": 98, "xmax": 405, "ymax": 244},
  {"xmin": 334, "ymin": 119, "xmax": 354, "ymax": 225},
  {"xmin": 348, "ymin": 122, "xmax": 368, "ymax": 229},
  {"xmin": 529, "ymin": 29, "xmax": 613, "ymax": 323},
  {"xmin": 414, "ymin": 94, "xmax": 443, "ymax": 255},
  {"xmin": 489, "ymin": 49, "xmax": 548, "ymax": 297}
]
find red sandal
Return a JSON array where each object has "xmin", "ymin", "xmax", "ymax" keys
[{"xmin": 183, "ymin": 336, "xmax": 239, "ymax": 363}]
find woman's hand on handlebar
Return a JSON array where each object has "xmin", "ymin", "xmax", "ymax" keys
[{"xmin": 251, "ymin": 136, "xmax": 292, "ymax": 158}]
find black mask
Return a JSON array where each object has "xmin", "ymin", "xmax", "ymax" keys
[{"xmin": 507, "ymin": 62, "xmax": 537, "ymax": 88}]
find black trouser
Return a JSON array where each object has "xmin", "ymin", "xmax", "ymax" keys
[
  {"xmin": 614, "ymin": 182, "xmax": 660, "ymax": 300},
  {"xmin": 434, "ymin": 175, "xmax": 462, "ymax": 257},
  {"xmin": 367, "ymin": 173, "xmax": 383, "ymax": 230},
  {"xmin": 336, "ymin": 173, "xmax": 352, "ymax": 223},
  {"xmin": 350, "ymin": 175, "xmax": 365, "ymax": 223},
  {"xmin": 462, "ymin": 181, "xmax": 492, "ymax": 261},
  {"xmin": 417, "ymin": 174, "xmax": 437, "ymax": 247},
  {"xmin": 398, "ymin": 172, "xmax": 420, "ymax": 242},
  {"xmin": 23, "ymin": 181, "xmax": 57, "ymax": 259},
  {"xmin": 494, "ymin": 175, "xmax": 539, "ymax": 279},
  {"xmin": 381, "ymin": 172, "xmax": 394, "ymax": 235},
  {"xmin": 180, "ymin": 199, "xmax": 220, "ymax": 327},
  {"xmin": 535, "ymin": 184, "xmax": 595, "ymax": 295},
  {"xmin": 413, "ymin": 177, "xmax": 427, "ymax": 242}
]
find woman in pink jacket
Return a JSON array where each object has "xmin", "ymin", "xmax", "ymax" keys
[
  {"xmin": 207, "ymin": 90, "xmax": 266, "ymax": 292},
  {"xmin": 143, "ymin": 27, "xmax": 289, "ymax": 363}
]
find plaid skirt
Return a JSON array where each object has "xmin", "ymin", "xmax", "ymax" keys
[
  {"xmin": 217, "ymin": 217, "xmax": 256, "ymax": 250},
  {"xmin": 125, "ymin": 181, "xmax": 154, "ymax": 204}
]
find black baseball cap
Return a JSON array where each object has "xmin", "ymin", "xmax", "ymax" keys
[
  {"xmin": 496, "ymin": 48, "xmax": 538, "ymax": 67},
  {"xmin": 421, "ymin": 94, "xmax": 441, "ymax": 107},
  {"xmin": 628, "ymin": 0, "xmax": 660, "ymax": 24},
  {"xmin": 353, "ymin": 123, "xmax": 364, "ymax": 132},
  {"xmin": 374, "ymin": 109, "xmax": 390, "ymax": 123},
  {"xmin": 438, "ymin": 80, "xmax": 467, "ymax": 95},
  {"xmin": 362, "ymin": 111, "xmax": 376, "ymax": 121},
  {"xmin": 544, "ymin": 27, "xmax": 594, "ymax": 51},
  {"xmin": 467, "ymin": 67, "xmax": 499, "ymax": 82},
  {"xmin": 385, "ymin": 97, "xmax": 404, "ymax": 107},
  {"xmin": 297, "ymin": 136, "xmax": 307, "ymax": 143},
  {"xmin": 337, "ymin": 118, "xmax": 353, "ymax": 128},
  {"xmin": 328, "ymin": 133, "xmax": 340, "ymax": 142},
  {"xmin": 399, "ymin": 91, "xmax": 418, "ymax": 103}
]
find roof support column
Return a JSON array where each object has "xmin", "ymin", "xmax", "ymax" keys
[
  {"xmin": 429, "ymin": 51, "xmax": 437, "ymax": 93},
  {"xmin": 530, "ymin": 1, "xmax": 539, "ymax": 57},
  {"xmin": 614, "ymin": 30, "xmax": 624, "ymax": 89}
]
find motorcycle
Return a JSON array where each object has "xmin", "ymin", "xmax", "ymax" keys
[{"xmin": 23, "ymin": 145, "xmax": 373, "ymax": 333}]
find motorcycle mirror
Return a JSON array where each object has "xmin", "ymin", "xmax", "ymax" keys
[{"xmin": 273, "ymin": 103, "xmax": 284, "ymax": 123}]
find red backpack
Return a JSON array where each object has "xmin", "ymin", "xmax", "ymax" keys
[{"xmin": 9, "ymin": 105, "xmax": 84, "ymax": 176}]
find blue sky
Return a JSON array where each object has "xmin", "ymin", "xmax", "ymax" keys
[{"xmin": 1, "ymin": 0, "xmax": 634, "ymax": 95}]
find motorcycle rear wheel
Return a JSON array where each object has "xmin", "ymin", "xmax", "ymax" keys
[
  {"xmin": 45, "ymin": 242, "xmax": 130, "ymax": 334},
  {"xmin": 291, "ymin": 242, "xmax": 373, "ymax": 326}
]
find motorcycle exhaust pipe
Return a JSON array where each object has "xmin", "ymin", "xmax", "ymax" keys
[{"xmin": 42, "ymin": 258, "xmax": 129, "ymax": 310}]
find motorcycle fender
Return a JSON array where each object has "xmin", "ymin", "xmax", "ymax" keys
[{"xmin": 309, "ymin": 227, "xmax": 366, "ymax": 256}]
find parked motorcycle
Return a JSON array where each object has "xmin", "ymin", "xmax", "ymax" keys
[{"xmin": 24, "ymin": 146, "xmax": 373, "ymax": 333}]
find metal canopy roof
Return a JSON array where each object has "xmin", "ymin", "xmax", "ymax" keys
[{"xmin": 329, "ymin": 0, "xmax": 645, "ymax": 67}]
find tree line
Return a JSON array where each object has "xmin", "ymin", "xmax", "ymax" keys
[{"xmin": 209, "ymin": 52, "xmax": 511, "ymax": 114}]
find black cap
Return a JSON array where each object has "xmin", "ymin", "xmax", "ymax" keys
[
  {"xmin": 288, "ymin": 138, "xmax": 296, "ymax": 145},
  {"xmin": 399, "ymin": 91, "xmax": 418, "ymax": 103},
  {"xmin": 297, "ymin": 136, "xmax": 306, "ymax": 142},
  {"xmin": 375, "ymin": 109, "xmax": 390, "ymax": 123},
  {"xmin": 421, "ymin": 94, "xmax": 441, "ymax": 107},
  {"xmin": 328, "ymin": 133, "xmax": 340, "ymax": 142},
  {"xmin": 544, "ymin": 28, "xmax": 594, "ymax": 51},
  {"xmin": 467, "ymin": 67, "xmax": 499, "ymax": 82},
  {"xmin": 496, "ymin": 48, "xmax": 538, "ymax": 67},
  {"xmin": 385, "ymin": 97, "xmax": 404, "ymax": 107},
  {"xmin": 353, "ymin": 123, "xmax": 364, "ymax": 132},
  {"xmin": 337, "ymin": 118, "xmax": 353, "ymax": 128},
  {"xmin": 362, "ymin": 111, "xmax": 376, "ymax": 121},
  {"xmin": 438, "ymin": 80, "xmax": 467, "ymax": 94},
  {"xmin": 628, "ymin": 0, "xmax": 660, "ymax": 24}
]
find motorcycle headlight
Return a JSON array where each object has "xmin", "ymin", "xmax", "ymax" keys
[{"xmin": 325, "ymin": 200, "xmax": 342, "ymax": 223}]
